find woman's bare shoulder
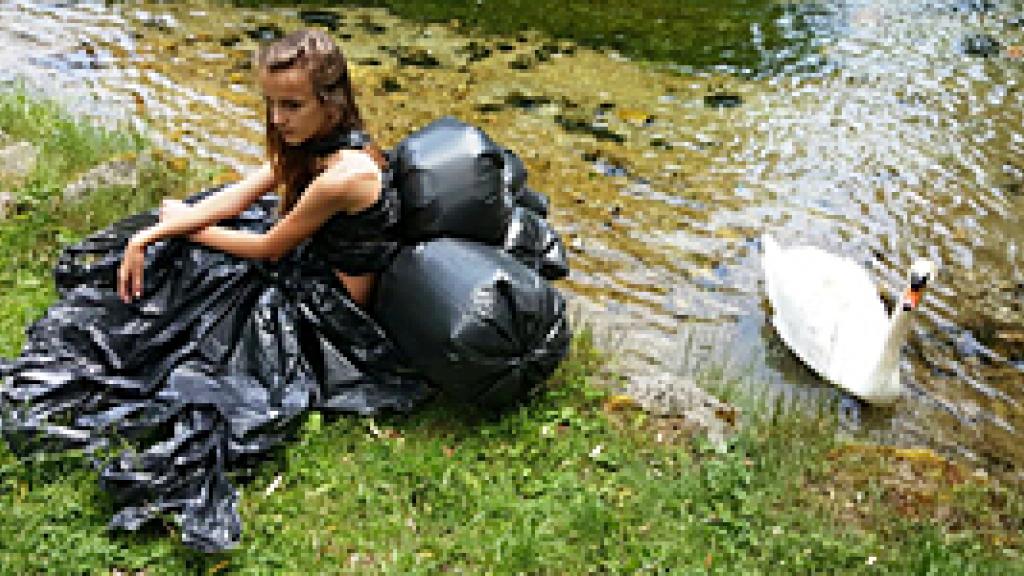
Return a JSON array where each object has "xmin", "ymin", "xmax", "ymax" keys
[{"xmin": 316, "ymin": 150, "xmax": 382, "ymax": 213}]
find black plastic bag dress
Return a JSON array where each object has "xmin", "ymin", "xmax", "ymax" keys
[
  {"xmin": 0, "ymin": 121, "xmax": 572, "ymax": 553},
  {"xmin": 0, "ymin": 178, "xmax": 432, "ymax": 552}
]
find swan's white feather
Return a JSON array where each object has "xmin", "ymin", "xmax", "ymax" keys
[{"xmin": 762, "ymin": 234, "xmax": 898, "ymax": 403}]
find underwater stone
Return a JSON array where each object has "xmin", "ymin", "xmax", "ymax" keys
[
  {"xmin": 508, "ymin": 54, "xmax": 535, "ymax": 70},
  {"xmin": 298, "ymin": 10, "xmax": 342, "ymax": 31},
  {"xmin": 555, "ymin": 113, "xmax": 627, "ymax": 143},
  {"xmin": 504, "ymin": 91, "xmax": 552, "ymax": 110},
  {"xmin": 380, "ymin": 76, "xmax": 403, "ymax": 93},
  {"xmin": 395, "ymin": 46, "xmax": 441, "ymax": 68},
  {"xmin": 219, "ymin": 35, "xmax": 242, "ymax": 48},
  {"xmin": 704, "ymin": 93, "xmax": 743, "ymax": 108},
  {"xmin": 460, "ymin": 41, "xmax": 493, "ymax": 63},
  {"xmin": 358, "ymin": 20, "xmax": 388, "ymax": 35},
  {"xmin": 244, "ymin": 24, "xmax": 284, "ymax": 43},
  {"xmin": 474, "ymin": 97, "xmax": 506, "ymax": 113},
  {"xmin": 960, "ymin": 34, "xmax": 1001, "ymax": 57}
]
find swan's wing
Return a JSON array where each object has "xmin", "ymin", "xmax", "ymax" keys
[{"xmin": 762, "ymin": 238, "xmax": 888, "ymax": 382}]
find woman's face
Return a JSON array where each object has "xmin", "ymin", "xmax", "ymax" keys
[{"xmin": 259, "ymin": 66, "xmax": 334, "ymax": 145}]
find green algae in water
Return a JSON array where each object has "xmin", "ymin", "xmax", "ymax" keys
[{"xmin": 234, "ymin": 0, "xmax": 823, "ymax": 74}]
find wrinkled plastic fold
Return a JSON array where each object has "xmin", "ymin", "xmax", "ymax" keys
[
  {"xmin": 0, "ymin": 117, "xmax": 572, "ymax": 553},
  {"xmin": 1, "ymin": 190, "xmax": 431, "ymax": 552}
]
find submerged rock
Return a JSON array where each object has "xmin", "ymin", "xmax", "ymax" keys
[
  {"xmin": 960, "ymin": 34, "xmax": 1001, "ymax": 57},
  {"xmin": 380, "ymin": 75, "xmax": 403, "ymax": 93},
  {"xmin": 555, "ymin": 111, "xmax": 627, "ymax": 143},
  {"xmin": 704, "ymin": 93, "xmax": 744, "ymax": 108},
  {"xmin": 0, "ymin": 141, "xmax": 39, "ymax": 184},
  {"xmin": 459, "ymin": 40, "xmax": 493, "ymax": 63},
  {"xmin": 357, "ymin": 19, "xmax": 388, "ymax": 35},
  {"xmin": 615, "ymin": 108, "xmax": 655, "ymax": 127},
  {"xmin": 505, "ymin": 90, "xmax": 553, "ymax": 110},
  {"xmin": 298, "ymin": 9, "xmax": 342, "ymax": 31},
  {"xmin": 219, "ymin": 35, "xmax": 242, "ymax": 48},
  {"xmin": 244, "ymin": 24, "xmax": 284, "ymax": 43},
  {"xmin": 951, "ymin": 0, "xmax": 997, "ymax": 12},
  {"xmin": 395, "ymin": 46, "xmax": 441, "ymax": 68},
  {"xmin": 474, "ymin": 96, "xmax": 506, "ymax": 113},
  {"xmin": 508, "ymin": 53, "xmax": 535, "ymax": 70}
]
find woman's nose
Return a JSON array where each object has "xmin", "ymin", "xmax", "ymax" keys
[{"xmin": 271, "ymin": 106, "xmax": 287, "ymax": 127}]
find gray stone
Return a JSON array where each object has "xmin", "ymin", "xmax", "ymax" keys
[
  {"xmin": 62, "ymin": 152, "xmax": 150, "ymax": 204},
  {"xmin": 0, "ymin": 191, "xmax": 14, "ymax": 220},
  {"xmin": 0, "ymin": 141, "xmax": 39, "ymax": 184},
  {"xmin": 627, "ymin": 370, "xmax": 741, "ymax": 451}
]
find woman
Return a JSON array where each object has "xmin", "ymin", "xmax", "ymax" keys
[
  {"xmin": 121, "ymin": 29, "xmax": 389, "ymax": 308},
  {"xmin": 1, "ymin": 29, "xmax": 430, "ymax": 552}
]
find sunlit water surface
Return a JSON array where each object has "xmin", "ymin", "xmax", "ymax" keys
[{"xmin": 1, "ymin": 0, "xmax": 1022, "ymax": 479}]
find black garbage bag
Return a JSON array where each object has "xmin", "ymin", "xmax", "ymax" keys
[
  {"xmin": 501, "ymin": 147, "xmax": 527, "ymax": 200},
  {"xmin": 500, "ymin": 148, "xmax": 549, "ymax": 218},
  {"xmin": 515, "ymin": 186, "xmax": 550, "ymax": 218},
  {"xmin": 0, "ymin": 188, "xmax": 431, "ymax": 552},
  {"xmin": 504, "ymin": 206, "xmax": 569, "ymax": 281},
  {"xmin": 373, "ymin": 238, "xmax": 571, "ymax": 410},
  {"xmin": 390, "ymin": 116, "xmax": 511, "ymax": 244}
]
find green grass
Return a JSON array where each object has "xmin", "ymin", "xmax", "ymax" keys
[{"xmin": 1, "ymin": 91, "xmax": 1022, "ymax": 574}]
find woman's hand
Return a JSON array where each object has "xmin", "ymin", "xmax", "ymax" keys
[
  {"xmin": 159, "ymin": 198, "xmax": 192, "ymax": 223},
  {"xmin": 117, "ymin": 234, "xmax": 149, "ymax": 304}
]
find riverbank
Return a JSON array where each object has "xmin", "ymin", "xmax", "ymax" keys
[{"xmin": 0, "ymin": 91, "xmax": 1021, "ymax": 574}]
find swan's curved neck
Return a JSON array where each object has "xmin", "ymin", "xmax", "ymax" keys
[{"xmin": 874, "ymin": 306, "xmax": 915, "ymax": 379}]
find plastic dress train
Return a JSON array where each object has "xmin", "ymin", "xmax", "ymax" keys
[{"xmin": 0, "ymin": 179, "xmax": 432, "ymax": 552}]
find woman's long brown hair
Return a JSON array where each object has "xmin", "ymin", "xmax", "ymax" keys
[{"xmin": 257, "ymin": 29, "xmax": 387, "ymax": 215}]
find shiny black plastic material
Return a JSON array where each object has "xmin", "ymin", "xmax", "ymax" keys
[
  {"xmin": 500, "ymin": 148, "xmax": 550, "ymax": 219},
  {"xmin": 306, "ymin": 170, "xmax": 404, "ymax": 275},
  {"xmin": 515, "ymin": 185, "xmax": 550, "ymax": 218},
  {"xmin": 0, "ymin": 189, "xmax": 431, "ymax": 552},
  {"xmin": 501, "ymin": 147, "xmax": 527, "ymax": 200},
  {"xmin": 373, "ymin": 238, "xmax": 571, "ymax": 410},
  {"xmin": 390, "ymin": 116, "xmax": 510, "ymax": 244},
  {"xmin": 503, "ymin": 207, "xmax": 569, "ymax": 281}
]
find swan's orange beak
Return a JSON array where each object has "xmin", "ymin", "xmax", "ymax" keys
[{"xmin": 904, "ymin": 287, "xmax": 922, "ymax": 309}]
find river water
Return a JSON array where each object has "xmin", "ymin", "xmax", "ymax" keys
[{"xmin": 1, "ymin": 0, "xmax": 1022, "ymax": 479}]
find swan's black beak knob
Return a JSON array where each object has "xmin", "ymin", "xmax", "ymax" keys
[{"xmin": 910, "ymin": 272, "xmax": 929, "ymax": 291}]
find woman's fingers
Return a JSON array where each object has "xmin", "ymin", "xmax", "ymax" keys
[
  {"xmin": 118, "ymin": 262, "xmax": 129, "ymax": 303},
  {"xmin": 133, "ymin": 258, "xmax": 143, "ymax": 299},
  {"xmin": 118, "ymin": 244, "xmax": 145, "ymax": 303}
]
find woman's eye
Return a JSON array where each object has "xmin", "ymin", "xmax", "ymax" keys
[{"xmin": 282, "ymin": 101, "xmax": 301, "ymax": 110}]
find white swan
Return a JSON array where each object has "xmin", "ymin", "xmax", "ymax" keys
[{"xmin": 761, "ymin": 234, "xmax": 937, "ymax": 405}]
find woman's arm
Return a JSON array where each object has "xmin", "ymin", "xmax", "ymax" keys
[
  {"xmin": 135, "ymin": 162, "xmax": 278, "ymax": 245},
  {"xmin": 118, "ymin": 155, "xmax": 379, "ymax": 303},
  {"xmin": 117, "ymin": 162, "xmax": 276, "ymax": 303},
  {"xmin": 187, "ymin": 164, "xmax": 380, "ymax": 262}
]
